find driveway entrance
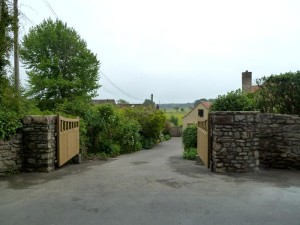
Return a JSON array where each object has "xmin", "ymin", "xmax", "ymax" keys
[{"xmin": 0, "ymin": 138, "xmax": 299, "ymax": 225}]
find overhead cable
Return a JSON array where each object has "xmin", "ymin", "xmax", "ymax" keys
[{"xmin": 100, "ymin": 70, "xmax": 143, "ymax": 101}]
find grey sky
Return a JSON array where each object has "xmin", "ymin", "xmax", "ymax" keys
[{"xmin": 20, "ymin": 0, "xmax": 300, "ymax": 103}]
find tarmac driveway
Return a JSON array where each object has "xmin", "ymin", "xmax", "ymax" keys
[{"xmin": 0, "ymin": 137, "xmax": 300, "ymax": 225}]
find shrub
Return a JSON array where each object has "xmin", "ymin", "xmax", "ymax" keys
[
  {"xmin": 169, "ymin": 114, "xmax": 179, "ymax": 126},
  {"xmin": 123, "ymin": 107, "xmax": 166, "ymax": 149},
  {"xmin": 141, "ymin": 137, "xmax": 155, "ymax": 149},
  {"xmin": 255, "ymin": 71, "xmax": 300, "ymax": 115},
  {"xmin": 210, "ymin": 89, "xmax": 255, "ymax": 111},
  {"xmin": 86, "ymin": 104, "xmax": 142, "ymax": 156},
  {"xmin": 0, "ymin": 110, "xmax": 22, "ymax": 140},
  {"xmin": 183, "ymin": 148, "xmax": 197, "ymax": 160},
  {"xmin": 182, "ymin": 125, "xmax": 197, "ymax": 149},
  {"xmin": 164, "ymin": 134, "xmax": 171, "ymax": 141}
]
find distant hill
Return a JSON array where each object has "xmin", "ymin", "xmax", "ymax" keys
[{"xmin": 159, "ymin": 103, "xmax": 194, "ymax": 109}]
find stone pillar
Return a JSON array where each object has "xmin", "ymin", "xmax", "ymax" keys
[
  {"xmin": 242, "ymin": 70, "xmax": 252, "ymax": 92},
  {"xmin": 210, "ymin": 112, "xmax": 260, "ymax": 173},
  {"xmin": 22, "ymin": 116, "xmax": 56, "ymax": 172}
]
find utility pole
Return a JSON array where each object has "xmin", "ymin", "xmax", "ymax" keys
[
  {"xmin": 13, "ymin": 0, "xmax": 20, "ymax": 91},
  {"xmin": 0, "ymin": 1, "xmax": 3, "ymax": 21}
]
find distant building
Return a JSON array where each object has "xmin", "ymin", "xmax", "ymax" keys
[
  {"xmin": 117, "ymin": 103, "xmax": 144, "ymax": 108},
  {"xmin": 92, "ymin": 99, "xmax": 116, "ymax": 105},
  {"xmin": 182, "ymin": 101, "xmax": 212, "ymax": 130},
  {"xmin": 242, "ymin": 70, "xmax": 259, "ymax": 93}
]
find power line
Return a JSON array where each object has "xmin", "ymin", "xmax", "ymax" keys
[
  {"xmin": 101, "ymin": 85, "xmax": 120, "ymax": 97},
  {"xmin": 42, "ymin": 0, "xmax": 58, "ymax": 19},
  {"xmin": 100, "ymin": 70, "xmax": 143, "ymax": 101}
]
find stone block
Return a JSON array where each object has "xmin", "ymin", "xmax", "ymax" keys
[
  {"xmin": 72, "ymin": 154, "xmax": 82, "ymax": 164},
  {"xmin": 213, "ymin": 115, "xmax": 234, "ymax": 125}
]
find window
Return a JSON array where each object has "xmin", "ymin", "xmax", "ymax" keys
[{"xmin": 198, "ymin": 109, "xmax": 204, "ymax": 117}]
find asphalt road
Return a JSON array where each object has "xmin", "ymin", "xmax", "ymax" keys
[{"xmin": 0, "ymin": 137, "xmax": 300, "ymax": 225}]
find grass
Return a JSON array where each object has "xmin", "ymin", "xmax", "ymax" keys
[{"xmin": 163, "ymin": 108, "xmax": 190, "ymax": 126}]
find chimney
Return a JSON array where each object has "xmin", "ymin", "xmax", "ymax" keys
[{"xmin": 242, "ymin": 70, "xmax": 252, "ymax": 92}]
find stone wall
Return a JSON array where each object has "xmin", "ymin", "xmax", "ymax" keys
[
  {"xmin": 210, "ymin": 112, "xmax": 260, "ymax": 173},
  {"xmin": 0, "ymin": 134, "xmax": 23, "ymax": 176},
  {"xmin": 22, "ymin": 115, "xmax": 57, "ymax": 172},
  {"xmin": 259, "ymin": 113, "xmax": 300, "ymax": 169},
  {"xmin": 210, "ymin": 112, "xmax": 300, "ymax": 173}
]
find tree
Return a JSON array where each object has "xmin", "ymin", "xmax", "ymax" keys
[
  {"xmin": 174, "ymin": 106, "xmax": 179, "ymax": 112},
  {"xmin": 0, "ymin": 0, "xmax": 13, "ymax": 78},
  {"xmin": 20, "ymin": 19, "xmax": 100, "ymax": 111},
  {"xmin": 210, "ymin": 89, "xmax": 255, "ymax": 111},
  {"xmin": 143, "ymin": 99, "xmax": 155, "ymax": 107},
  {"xmin": 255, "ymin": 71, "xmax": 300, "ymax": 115},
  {"xmin": 117, "ymin": 99, "xmax": 129, "ymax": 104}
]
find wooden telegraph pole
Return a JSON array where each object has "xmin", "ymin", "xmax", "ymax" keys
[{"xmin": 13, "ymin": 0, "xmax": 20, "ymax": 91}]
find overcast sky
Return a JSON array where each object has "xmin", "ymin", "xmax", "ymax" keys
[{"xmin": 19, "ymin": 0, "xmax": 300, "ymax": 103}]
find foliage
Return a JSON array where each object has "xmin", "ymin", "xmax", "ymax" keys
[
  {"xmin": 169, "ymin": 114, "xmax": 179, "ymax": 126},
  {"xmin": 117, "ymin": 99, "xmax": 129, "ymax": 104},
  {"xmin": 0, "ymin": 110, "xmax": 22, "ymax": 139},
  {"xmin": 123, "ymin": 108, "xmax": 166, "ymax": 148},
  {"xmin": 20, "ymin": 19, "xmax": 100, "ymax": 111},
  {"xmin": 210, "ymin": 89, "xmax": 256, "ymax": 111},
  {"xmin": 183, "ymin": 148, "xmax": 197, "ymax": 160},
  {"xmin": 182, "ymin": 125, "xmax": 197, "ymax": 150},
  {"xmin": 141, "ymin": 137, "xmax": 155, "ymax": 149},
  {"xmin": 255, "ymin": 71, "xmax": 300, "ymax": 115},
  {"xmin": 164, "ymin": 108, "xmax": 186, "ymax": 126},
  {"xmin": 0, "ymin": 0, "xmax": 13, "ymax": 77},
  {"xmin": 174, "ymin": 106, "xmax": 179, "ymax": 111},
  {"xmin": 143, "ymin": 99, "xmax": 155, "ymax": 107},
  {"xmin": 0, "ymin": 77, "xmax": 33, "ymax": 140},
  {"xmin": 86, "ymin": 104, "xmax": 142, "ymax": 156},
  {"xmin": 164, "ymin": 134, "xmax": 171, "ymax": 141}
]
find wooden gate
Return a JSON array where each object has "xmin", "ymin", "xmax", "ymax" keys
[
  {"xmin": 57, "ymin": 115, "xmax": 80, "ymax": 167},
  {"xmin": 197, "ymin": 120, "xmax": 209, "ymax": 167}
]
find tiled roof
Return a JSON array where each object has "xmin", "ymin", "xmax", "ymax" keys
[
  {"xmin": 92, "ymin": 99, "xmax": 116, "ymax": 105},
  {"xmin": 183, "ymin": 101, "xmax": 212, "ymax": 118}
]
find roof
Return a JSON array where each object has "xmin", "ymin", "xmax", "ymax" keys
[
  {"xmin": 183, "ymin": 101, "xmax": 212, "ymax": 118},
  {"xmin": 92, "ymin": 99, "xmax": 116, "ymax": 105},
  {"xmin": 250, "ymin": 85, "xmax": 260, "ymax": 93},
  {"xmin": 202, "ymin": 101, "xmax": 212, "ymax": 109},
  {"xmin": 117, "ymin": 104, "xmax": 144, "ymax": 108}
]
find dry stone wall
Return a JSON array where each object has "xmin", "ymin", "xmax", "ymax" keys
[
  {"xmin": 210, "ymin": 112, "xmax": 300, "ymax": 173},
  {"xmin": 259, "ymin": 113, "xmax": 300, "ymax": 169},
  {"xmin": 0, "ymin": 134, "xmax": 23, "ymax": 176},
  {"xmin": 0, "ymin": 115, "xmax": 57, "ymax": 175}
]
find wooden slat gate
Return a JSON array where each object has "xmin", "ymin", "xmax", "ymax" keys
[
  {"xmin": 197, "ymin": 119, "xmax": 210, "ymax": 168},
  {"xmin": 57, "ymin": 115, "xmax": 80, "ymax": 167}
]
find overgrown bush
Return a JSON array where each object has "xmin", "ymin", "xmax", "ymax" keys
[
  {"xmin": 183, "ymin": 148, "xmax": 197, "ymax": 160},
  {"xmin": 255, "ymin": 71, "xmax": 300, "ymax": 115},
  {"xmin": 169, "ymin": 114, "xmax": 179, "ymax": 126},
  {"xmin": 0, "ymin": 110, "xmax": 22, "ymax": 139},
  {"xmin": 182, "ymin": 125, "xmax": 197, "ymax": 150},
  {"xmin": 86, "ymin": 104, "xmax": 142, "ymax": 156},
  {"xmin": 0, "ymin": 77, "xmax": 31, "ymax": 139},
  {"xmin": 123, "ymin": 107, "xmax": 166, "ymax": 149},
  {"xmin": 210, "ymin": 89, "xmax": 255, "ymax": 111}
]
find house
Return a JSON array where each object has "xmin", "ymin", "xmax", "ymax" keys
[
  {"xmin": 117, "ymin": 103, "xmax": 144, "ymax": 108},
  {"xmin": 182, "ymin": 101, "xmax": 212, "ymax": 130},
  {"xmin": 92, "ymin": 99, "xmax": 116, "ymax": 105},
  {"xmin": 242, "ymin": 70, "xmax": 259, "ymax": 93}
]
